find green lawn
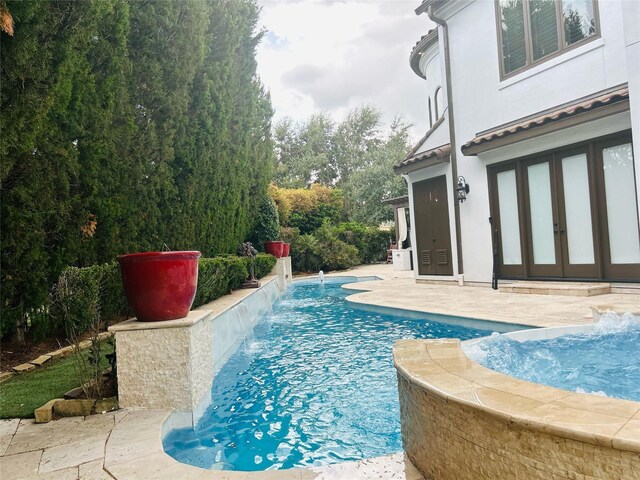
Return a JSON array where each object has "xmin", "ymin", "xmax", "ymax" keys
[{"xmin": 0, "ymin": 347, "xmax": 112, "ymax": 418}]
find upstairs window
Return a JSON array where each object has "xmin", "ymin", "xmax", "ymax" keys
[
  {"xmin": 434, "ymin": 87, "xmax": 444, "ymax": 119},
  {"xmin": 497, "ymin": 0, "xmax": 599, "ymax": 77}
]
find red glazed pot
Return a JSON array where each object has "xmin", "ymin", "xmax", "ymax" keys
[
  {"xmin": 117, "ymin": 251, "xmax": 201, "ymax": 322},
  {"xmin": 263, "ymin": 241, "xmax": 284, "ymax": 258},
  {"xmin": 282, "ymin": 242, "xmax": 290, "ymax": 257}
]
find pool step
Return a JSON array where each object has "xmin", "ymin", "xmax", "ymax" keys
[{"xmin": 499, "ymin": 281, "xmax": 611, "ymax": 296}]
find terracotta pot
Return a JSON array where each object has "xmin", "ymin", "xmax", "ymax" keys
[
  {"xmin": 117, "ymin": 251, "xmax": 201, "ymax": 322},
  {"xmin": 263, "ymin": 241, "xmax": 284, "ymax": 258},
  {"xmin": 282, "ymin": 242, "xmax": 290, "ymax": 257}
]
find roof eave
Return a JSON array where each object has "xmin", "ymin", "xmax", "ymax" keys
[
  {"xmin": 409, "ymin": 30, "xmax": 438, "ymax": 79},
  {"xmin": 461, "ymin": 85, "xmax": 630, "ymax": 156}
]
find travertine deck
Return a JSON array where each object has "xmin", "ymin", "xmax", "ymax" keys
[
  {"xmin": 0, "ymin": 410, "xmax": 423, "ymax": 479},
  {"xmin": 1, "ymin": 264, "xmax": 637, "ymax": 479},
  {"xmin": 340, "ymin": 265, "xmax": 639, "ymax": 328}
]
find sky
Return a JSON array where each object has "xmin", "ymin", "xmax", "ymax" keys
[{"xmin": 255, "ymin": 0, "xmax": 435, "ymax": 140}]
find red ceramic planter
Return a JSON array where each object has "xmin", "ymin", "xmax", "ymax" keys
[
  {"xmin": 282, "ymin": 242, "xmax": 290, "ymax": 257},
  {"xmin": 117, "ymin": 251, "xmax": 201, "ymax": 322},
  {"xmin": 263, "ymin": 241, "xmax": 284, "ymax": 258}
]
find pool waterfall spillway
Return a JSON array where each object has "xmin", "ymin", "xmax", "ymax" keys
[{"xmin": 109, "ymin": 257, "xmax": 291, "ymax": 426}]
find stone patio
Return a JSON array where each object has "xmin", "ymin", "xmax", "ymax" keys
[{"xmin": 1, "ymin": 263, "xmax": 637, "ymax": 479}]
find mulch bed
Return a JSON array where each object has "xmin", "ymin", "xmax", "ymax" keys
[
  {"xmin": 1, "ymin": 317, "xmax": 128, "ymax": 372},
  {"xmin": 0, "ymin": 337, "xmax": 70, "ymax": 372}
]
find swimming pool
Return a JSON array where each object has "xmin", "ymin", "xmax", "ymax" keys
[
  {"xmin": 163, "ymin": 278, "xmax": 505, "ymax": 471},
  {"xmin": 464, "ymin": 312, "xmax": 640, "ymax": 402}
]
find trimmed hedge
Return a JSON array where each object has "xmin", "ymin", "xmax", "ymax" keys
[
  {"xmin": 50, "ymin": 254, "xmax": 277, "ymax": 338},
  {"xmin": 250, "ymin": 253, "xmax": 278, "ymax": 280}
]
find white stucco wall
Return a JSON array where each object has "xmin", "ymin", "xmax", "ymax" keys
[
  {"xmin": 436, "ymin": 0, "xmax": 635, "ymax": 283},
  {"xmin": 414, "ymin": 43, "xmax": 451, "ymax": 155},
  {"xmin": 621, "ymin": 0, "xmax": 640, "ymax": 220}
]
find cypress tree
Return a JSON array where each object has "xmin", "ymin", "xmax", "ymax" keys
[{"xmin": 0, "ymin": 0, "xmax": 273, "ymax": 342}]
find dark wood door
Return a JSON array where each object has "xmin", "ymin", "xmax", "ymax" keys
[{"xmin": 413, "ymin": 176, "xmax": 453, "ymax": 275}]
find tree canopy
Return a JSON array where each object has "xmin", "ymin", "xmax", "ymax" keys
[{"xmin": 272, "ymin": 106, "xmax": 410, "ymax": 224}]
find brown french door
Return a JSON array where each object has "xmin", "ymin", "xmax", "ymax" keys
[
  {"xmin": 522, "ymin": 150, "xmax": 600, "ymax": 278},
  {"xmin": 488, "ymin": 132, "xmax": 640, "ymax": 281},
  {"xmin": 413, "ymin": 176, "xmax": 453, "ymax": 276}
]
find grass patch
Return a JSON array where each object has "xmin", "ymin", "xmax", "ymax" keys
[{"xmin": 0, "ymin": 345, "xmax": 112, "ymax": 419}]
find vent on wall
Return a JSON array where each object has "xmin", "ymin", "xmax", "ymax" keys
[
  {"xmin": 437, "ymin": 249, "xmax": 448, "ymax": 265},
  {"xmin": 421, "ymin": 250, "xmax": 431, "ymax": 265}
]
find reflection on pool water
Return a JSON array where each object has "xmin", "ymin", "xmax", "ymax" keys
[
  {"xmin": 464, "ymin": 312, "xmax": 640, "ymax": 402},
  {"xmin": 163, "ymin": 279, "xmax": 496, "ymax": 471}
]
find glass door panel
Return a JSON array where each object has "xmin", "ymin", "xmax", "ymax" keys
[
  {"xmin": 561, "ymin": 153, "xmax": 595, "ymax": 264},
  {"xmin": 527, "ymin": 162, "xmax": 556, "ymax": 265},
  {"xmin": 496, "ymin": 170, "xmax": 522, "ymax": 265},
  {"xmin": 602, "ymin": 143, "xmax": 640, "ymax": 264}
]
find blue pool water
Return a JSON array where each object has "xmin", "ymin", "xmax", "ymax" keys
[
  {"xmin": 464, "ymin": 312, "xmax": 640, "ymax": 402},
  {"xmin": 163, "ymin": 279, "xmax": 497, "ymax": 471}
]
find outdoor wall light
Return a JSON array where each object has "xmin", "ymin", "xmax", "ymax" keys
[{"xmin": 456, "ymin": 176, "xmax": 470, "ymax": 203}]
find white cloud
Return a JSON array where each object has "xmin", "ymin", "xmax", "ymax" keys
[{"xmin": 256, "ymin": 0, "xmax": 435, "ymax": 141}]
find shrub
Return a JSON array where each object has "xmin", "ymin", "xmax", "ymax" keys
[
  {"xmin": 270, "ymin": 184, "xmax": 345, "ymax": 234},
  {"xmin": 313, "ymin": 222, "xmax": 359, "ymax": 271},
  {"xmin": 193, "ymin": 257, "xmax": 248, "ymax": 307},
  {"xmin": 50, "ymin": 267, "xmax": 116, "ymax": 398},
  {"xmin": 290, "ymin": 223, "xmax": 359, "ymax": 272},
  {"xmin": 252, "ymin": 253, "xmax": 277, "ymax": 278},
  {"xmin": 335, "ymin": 222, "xmax": 390, "ymax": 264},
  {"xmin": 49, "ymin": 263, "xmax": 129, "ymax": 337},
  {"xmin": 248, "ymin": 195, "xmax": 280, "ymax": 251},
  {"xmin": 291, "ymin": 234, "xmax": 322, "ymax": 272},
  {"xmin": 193, "ymin": 254, "xmax": 275, "ymax": 308},
  {"xmin": 45, "ymin": 254, "xmax": 275, "ymax": 338}
]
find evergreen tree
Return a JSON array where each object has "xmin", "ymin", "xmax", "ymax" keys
[{"xmin": 0, "ymin": 0, "xmax": 273, "ymax": 342}]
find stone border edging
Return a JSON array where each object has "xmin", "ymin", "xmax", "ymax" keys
[{"xmin": 1, "ymin": 331, "xmax": 113, "ymax": 382}]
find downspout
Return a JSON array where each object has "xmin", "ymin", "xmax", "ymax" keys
[{"xmin": 427, "ymin": 5, "xmax": 464, "ymax": 277}]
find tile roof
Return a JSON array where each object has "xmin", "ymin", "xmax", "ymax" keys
[
  {"xmin": 409, "ymin": 29, "xmax": 438, "ymax": 79},
  {"xmin": 462, "ymin": 85, "xmax": 630, "ymax": 154},
  {"xmin": 394, "ymin": 143, "xmax": 451, "ymax": 174}
]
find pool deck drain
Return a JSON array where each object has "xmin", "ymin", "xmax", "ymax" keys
[{"xmin": 2, "ymin": 264, "xmax": 638, "ymax": 479}]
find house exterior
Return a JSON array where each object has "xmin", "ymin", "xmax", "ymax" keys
[{"xmin": 396, "ymin": 0, "xmax": 640, "ymax": 285}]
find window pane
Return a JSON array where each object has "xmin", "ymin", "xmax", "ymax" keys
[
  {"xmin": 528, "ymin": 162, "xmax": 556, "ymax": 265},
  {"xmin": 435, "ymin": 88, "xmax": 444, "ymax": 119},
  {"xmin": 500, "ymin": 0, "xmax": 527, "ymax": 74},
  {"xmin": 602, "ymin": 143, "xmax": 640, "ymax": 264},
  {"xmin": 497, "ymin": 170, "xmax": 522, "ymax": 265},
  {"xmin": 561, "ymin": 154, "xmax": 594, "ymax": 264},
  {"xmin": 530, "ymin": 0, "xmax": 559, "ymax": 61},
  {"xmin": 563, "ymin": 0, "xmax": 596, "ymax": 46}
]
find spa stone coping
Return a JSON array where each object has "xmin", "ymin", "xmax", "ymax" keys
[{"xmin": 393, "ymin": 338, "xmax": 640, "ymax": 454}]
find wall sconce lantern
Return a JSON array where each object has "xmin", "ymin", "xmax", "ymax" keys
[{"xmin": 456, "ymin": 176, "xmax": 470, "ymax": 203}]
